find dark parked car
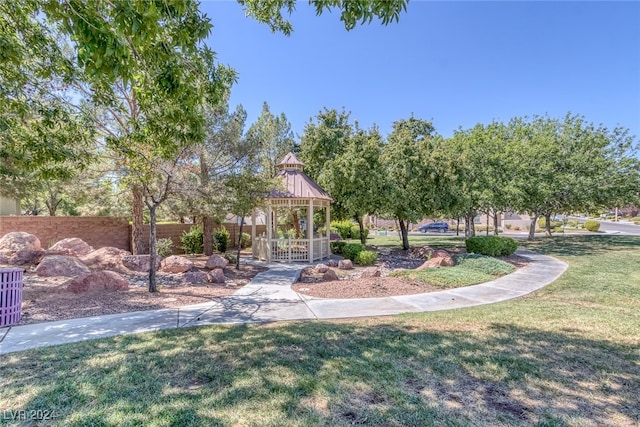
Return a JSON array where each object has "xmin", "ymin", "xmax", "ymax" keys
[{"xmin": 418, "ymin": 222, "xmax": 449, "ymax": 233}]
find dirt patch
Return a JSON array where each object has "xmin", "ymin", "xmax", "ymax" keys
[
  {"xmin": 18, "ymin": 259, "xmax": 267, "ymax": 325},
  {"xmin": 293, "ymin": 248, "xmax": 529, "ymax": 299}
]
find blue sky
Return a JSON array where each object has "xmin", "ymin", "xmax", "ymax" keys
[{"xmin": 200, "ymin": 1, "xmax": 640, "ymax": 140}]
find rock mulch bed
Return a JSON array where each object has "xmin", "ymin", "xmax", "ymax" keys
[{"xmin": 293, "ymin": 246, "xmax": 528, "ymax": 299}]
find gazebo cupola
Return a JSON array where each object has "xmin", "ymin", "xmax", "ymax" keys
[{"xmin": 251, "ymin": 152, "xmax": 332, "ymax": 263}]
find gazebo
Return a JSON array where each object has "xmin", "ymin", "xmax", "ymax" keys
[{"xmin": 251, "ymin": 152, "xmax": 332, "ymax": 263}]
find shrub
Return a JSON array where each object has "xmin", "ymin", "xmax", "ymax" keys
[
  {"xmin": 240, "ymin": 232, "xmax": 251, "ymax": 249},
  {"xmin": 513, "ymin": 226, "xmax": 520, "ymax": 231},
  {"xmin": 584, "ymin": 220, "xmax": 600, "ymax": 232},
  {"xmin": 156, "ymin": 238, "xmax": 174, "ymax": 257},
  {"xmin": 567, "ymin": 220, "xmax": 578, "ymax": 227},
  {"xmin": 332, "ymin": 220, "xmax": 353, "ymax": 240},
  {"xmin": 355, "ymin": 250, "xmax": 378, "ymax": 265},
  {"xmin": 465, "ymin": 236, "xmax": 518, "ymax": 257},
  {"xmin": 342, "ymin": 243, "xmax": 365, "ymax": 261},
  {"xmin": 537, "ymin": 218, "xmax": 562, "ymax": 230},
  {"xmin": 350, "ymin": 225, "xmax": 369, "ymax": 241},
  {"xmin": 214, "ymin": 227, "xmax": 231, "ymax": 252},
  {"xmin": 454, "ymin": 253, "xmax": 515, "ymax": 276},
  {"xmin": 505, "ymin": 224, "xmax": 512, "ymax": 230},
  {"xmin": 330, "ymin": 241, "xmax": 347, "ymax": 254},
  {"xmin": 222, "ymin": 252, "xmax": 237, "ymax": 264},
  {"xmin": 181, "ymin": 226, "xmax": 203, "ymax": 254}
]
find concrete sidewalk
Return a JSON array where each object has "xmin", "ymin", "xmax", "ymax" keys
[{"xmin": 0, "ymin": 250, "xmax": 567, "ymax": 355}]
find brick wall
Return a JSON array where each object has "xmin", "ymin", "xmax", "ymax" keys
[
  {"xmin": 0, "ymin": 216, "xmax": 130, "ymax": 250},
  {"xmin": 0, "ymin": 217, "xmax": 268, "ymax": 253}
]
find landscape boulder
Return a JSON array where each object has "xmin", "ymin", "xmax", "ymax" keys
[
  {"xmin": 49, "ymin": 238, "xmax": 94, "ymax": 256},
  {"xmin": 205, "ymin": 254, "xmax": 228, "ymax": 270},
  {"xmin": 361, "ymin": 267, "xmax": 382, "ymax": 278},
  {"xmin": 0, "ymin": 232, "xmax": 41, "ymax": 253},
  {"xmin": 410, "ymin": 246, "xmax": 436, "ymax": 259},
  {"xmin": 3, "ymin": 250, "xmax": 46, "ymax": 266},
  {"xmin": 314, "ymin": 263, "xmax": 329, "ymax": 273},
  {"xmin": 416, "ymin": 250, "xmax": 455, "ymax": 270},
  {"xmin": 327, "ymin": 259, "xmax": 338, "ymax": 267},
  {"xmin": 338, "ymin": 259, "xmax": 353, "ymax": 270},
  {"xmin": 35, "ymin": 255, "xmax": 90, "ymax": 277},
  {"xmin": 66, "ymin": 271, "xmax": 129, "ymax": 293},
  {"xmin": 323, "ymin": 269, "xmax": 339, "ymax": 281},
  {"xmin": 122, "ymin": 255, "xmax": 161, "ymax": 272},
  {"xmin": 161, "ymin": 255, "xmax": 194, "ymax": 274},
  {"xmin": 183, "ymin": 270, "xmax": 210, "ymax": 284},
  {"xmin": 81, "ymin": 247, "xmax": 131, "ymax": 271},
  {"xmin": 207, "ymin": 268, "xmax": 226, "ymax": 284}
]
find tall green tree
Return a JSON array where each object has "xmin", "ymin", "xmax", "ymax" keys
[
  {"xmin": 381, "ymin": 117, "xmax": 455, "ymax": 250},
  {"xmin": 322, "ymin": 125, "xmax": 385, "ymax": 244},
  {"xmin": 245, "ymin": 102, "xmax": 295, "ymax": 178}
]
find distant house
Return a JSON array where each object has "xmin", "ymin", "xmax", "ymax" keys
[{"xmin": 0, "ymin": 195, "xmax": 20, "ymax": 215}]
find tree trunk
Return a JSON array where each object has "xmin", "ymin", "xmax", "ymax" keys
[
  {"xmin": 203, "ymin": 215, "xmax": 213, "ymax": 255},
  {"xmin": 132, "ymin": 185, "xmax": 145, "ymax": 254},
  {"xmin": 356, "ymin": 215, "xmax": 366, "ymax": 245},
  {"xmin": 493, "ymin": 211, "xmax": 500, "ymax": 236},
  {"xmin": 148, "ymin": 205, "xmax": 158, "ymax": 292},
  {"xmin": 456, "ymin": 218, "xmax": 460, "ymax": 236},
  {"xmin": 236, "ymin": 217, "xmax": 244, "ymax": 270},
  {"xmin": 398, "ymin": 219, "xmax": 410, "ymax": 250},
  {"xmin": 486, "ymin": 212, "xmax": 490, "ymax": 236},
  {"xmin": 465, "ymin": 213, "xmax": 476, "ymax": 238},
  {"xmin": 528, "ymin": 214, "xmax": 538, "ymax": 240},
  {"xmin": 292, "ymin": 210, "xmax": 301, "ymax": 238},
  {"xmin": 545, "ymin": 213, "xmax": 552, "ymax": 237}
]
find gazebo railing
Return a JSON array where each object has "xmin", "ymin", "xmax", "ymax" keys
[{"xmin": 253, "ymin": 236, "xmax": 329, "ymax": 262}]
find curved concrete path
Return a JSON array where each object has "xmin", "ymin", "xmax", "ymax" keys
[{"xmin": 0, "ymin": 250, "xmax": 566, "ymax": 355}]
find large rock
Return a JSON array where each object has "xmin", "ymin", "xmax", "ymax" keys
[
  {"xmin": 122, "ymin": 255, "xmax": 161, "ymax": 272},
  {"xmin": 3, "ymin": 250, "xmax": 46, "ymax": 266},
  {"xmin": 323, "ymin": 269, "xmax": 339, "ymax": 281},
  {"xmin": 338, "ymin": 259, "xmax": 353, "ymax": 270},
  {"xmin": 410, "ymin": 246, "xmax": 436, "ymax": 259},
  {"xmin": 66, "ymin": 271, "xmax": 129, "ymax": 293},
  {"xmin": 81, "ymin": 247, "xmax": 131, "ymax": 271},
  {"xmin": 205, "ymin": 254, "xmax": 228, "ymax": 270},
  {"xmin": 49, "ymin": 238, "xmax": 94, "ymax": 256},
  {"xmin": 327, "ymin": 259, "xmax": 338, "ymax": 267},
  {"xmin": 416, "ymin": 250, "xmax": 454, "ymax": 270},
  {"xmin": 0, "ymin": 232, "xmax": 41, "ymax": 253},
  {"xmin": 314, "ymin": 263, "xmax": 329, "ymax": 273},
  {"xmin": 207, "ymin": 269, "xmax": 226, "ymax": 284},
  {"xmin": 161, "ymin": 255, "xmax": 194, "ymax": 274},
  {"xmin": 35, "ymin": 255, "xmax": 90, "ymax": 277},
  {"xmin": 361, "ymin": 267, "xmax": 381, "ymax": 278},
  {"xmin": 183, "ymin": 270, "xmax": 210, "ymax": 284}
]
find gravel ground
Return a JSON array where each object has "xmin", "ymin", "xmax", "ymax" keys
[
  {"xmin": 293, "ymin": 248, "xmax": 528, "ymax": 299},
  {"xmin": 17, "ymin": 259, "xmax": 267, "ymax": 325}
]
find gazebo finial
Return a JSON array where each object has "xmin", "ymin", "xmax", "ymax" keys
[{"xmin": 277, "ymin": 152, "xmax": 305, "ymax": 172}]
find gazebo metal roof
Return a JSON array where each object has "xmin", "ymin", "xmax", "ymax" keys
[{"xmin": 267, "ymin": 152, "xmax": 332, "ymax": 201}]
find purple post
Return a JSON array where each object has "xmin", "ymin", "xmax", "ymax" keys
[{"xmin": 0, "ymin": 268, "xmax": 23, "ymax": 327}]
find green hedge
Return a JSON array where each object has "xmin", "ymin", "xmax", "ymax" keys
[
  {"xmin": 181, "ymin": 226, "xmax": 203, "ymax": 254},
  {"xmin": 214, "ymin": 227, "xmax": 230, "ymax": 252},
  {"xmin": 330, "ymin": 241, "xmax": 347, "ymax": 255},
  {"xmin": 355, "ymin": 250, "xmax": 377, "ymax": 266},
  {"xmin": 465, "ymin": 236, "xmax": 518, "ymax": 257},
  {"xmin": 584, "ymin": 220, "xmax": 600, "ymax": 232},
  {"xmin": 342, "ymin": 243, "xmax": 365, "ymax": 261}
]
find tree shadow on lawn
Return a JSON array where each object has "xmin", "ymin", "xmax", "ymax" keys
[
  {"xmin": 2, "ymin": 320, "xmax": 639, "ymax": 426},
  {"xmin": 520, "ymin": 235, "xmax": 640, "ymax": 258}
]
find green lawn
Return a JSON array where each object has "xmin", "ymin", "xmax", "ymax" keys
[{"xmin": 1, "ymin": 235, "xmax": 639, "ymax": 426}]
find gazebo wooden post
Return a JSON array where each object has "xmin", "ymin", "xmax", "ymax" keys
[
  {"xmin": 326, "ymin": 204, "xmax": 331, "ymax": 256},
  {"xmin": 308, "ymin": 198, "xmax": 314, "ymax": 262},
  {"xmin": 266, "ymin": 204, "xmax": 272, "ymax": 263},
  {"xmin": 251, "ymin": 209, "xmax": 257, "ymax": 258}
]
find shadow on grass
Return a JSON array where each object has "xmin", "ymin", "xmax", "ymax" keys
[
  {"xmin": 519, "ymin": 234, "xmax": 640, "ymax": 258},
  {"xmin": 2, "ymin": 320, "xmax": 638, "ymax": 426}
]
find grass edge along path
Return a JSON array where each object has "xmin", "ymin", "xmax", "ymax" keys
[{"xmin": 0, "ymin": 235, "xmax": 639, "ymax": 426}]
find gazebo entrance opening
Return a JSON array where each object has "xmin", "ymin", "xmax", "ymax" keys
[{"xmin": 252, "ymin": 152, "xmax": 332, "ymax": 263}]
